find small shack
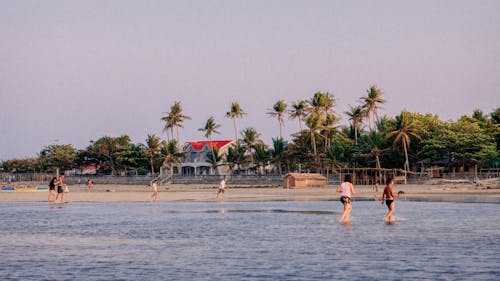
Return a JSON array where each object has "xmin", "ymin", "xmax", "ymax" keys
[{"xmin": 283, "ymin": 173, "xmax": 326, "ymax": 188}]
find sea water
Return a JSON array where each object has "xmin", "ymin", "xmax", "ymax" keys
[{"xmin": 0, "ymin": 200, "xmax": 499, "ymax": 281}]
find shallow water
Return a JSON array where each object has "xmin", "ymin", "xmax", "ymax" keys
[{"xmin": 0, "ymin": 201, "xmax": 499, "ymax": 280}]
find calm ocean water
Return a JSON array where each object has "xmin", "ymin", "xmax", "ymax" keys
[{"xmin": 0, "ymin": 200, "xmax": 499, "ymax": 281}]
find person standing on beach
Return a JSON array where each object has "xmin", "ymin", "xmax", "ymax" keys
[
  {"xmin": 373, "ymin": 183, "xmax": 379, "ymax": 201},
  {"xmin": 381, "ymin": 177, "xmax": 397, "ymax": 222},
  {"xmin": 48, "ymin": 177, "xmax": 57, "ymax": 202},
  {"xmin": 87, "ymin": 179, "xmax": 94, "ymax": 192},
  {"xmin": 151, "ymin": 179, "xmax": 159, "ymax": 201},
  {"xmin": 217, "ymin": 177, "xmax": 228, "ymax": 199},
  {"xmin": 336, "ymin": 175, "xmax": 356, "ymax": 223},
  {"xmin": 55, "ymin": 173, "xmax": 66, "ymax": 203}
]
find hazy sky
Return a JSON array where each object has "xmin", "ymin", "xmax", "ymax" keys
[{"xmin": 1, "ymin": 0, "xmax": 499, "ymax": 159}]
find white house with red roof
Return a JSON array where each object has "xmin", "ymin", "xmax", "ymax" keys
[{"xmin": 181, "ymin": 140, "xmax": 233, "ymax": 175}]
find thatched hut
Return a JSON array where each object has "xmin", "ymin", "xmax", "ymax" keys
[{"xmin": 283, "ymin": 173, "xmax": 326, "ymax": 188}]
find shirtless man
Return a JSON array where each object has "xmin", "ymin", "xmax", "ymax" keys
[
  {"xmin": 381, "ymin": 177, "xmax": 397, "ymax": 222},
  {"xmin": 55, "ymin": 173, "xmax": 66, "ymax": 203}
]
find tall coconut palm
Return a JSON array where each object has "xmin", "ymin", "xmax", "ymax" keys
[
  {"xmin": 361, "ymin": 85, "xmax": 385, "ymax": 130},
  {"xmin": 309, "ymin": 91, "xmax": 335, "ymax": 115},
  {"xmin": 198, "ymin": 117, "xmax": 221, "ymax": 174},
  {"xmin": 386, "ymin": 111, "xmax": 422, "ymax": 172},
  {"xmin": 145, "ymin": 134, "xmax": 161, "ymax": 175},
  {"xmin": 240, "ymin": 127, "xmax": 262, "ymax": 167},
  {"xmin": 288, "ymin": 100, "xmax": 308, "ymax": 131},
  {"xmin": 305, "ymin": 112, "xmax": 324, "ymax": 160},
  {"xmin": 226, "ymin": 102, "xmax": 246, "ymax": 142},
  {"xmin": 268, "ymin": 100, "xmax": 287, "ymax": 139},
  {"xmin": 206, "ymin": 147, "xmax": 222, "ymax": 175},
  {"xmin": 363, "ymin": 131, "xmax": 386, "ymax": 183},
  {"xmin": 345, "ymin": 104, "xmax": 365, "ymax": 145},
  {"xmin": 160, "ymin": 140, "xmax": 184, "ymax": 183},
  {"xmin": 161, "ymin": 101, "xmax": 191, "ymax": 145}
]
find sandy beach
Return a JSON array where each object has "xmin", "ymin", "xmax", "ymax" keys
[{"xmin": 1, "ymin": 182, "xmax": 500, "ymax": 203}]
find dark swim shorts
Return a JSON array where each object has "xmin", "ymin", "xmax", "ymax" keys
[
  {"xmin": 57, "ymin": 186, "xmax": 64, "ymax": 193},
  {"xmin": 385, "ymin": 199, "xmax": 394, "ymax": 208},
  {"xmin": 340, "ymin": 196, "xmax": 351, "ymax": 204}
]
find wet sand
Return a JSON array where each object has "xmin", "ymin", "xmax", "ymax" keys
[{"xmin": 1, "ymin": 183, "xmax": 500, "ymax": 203}]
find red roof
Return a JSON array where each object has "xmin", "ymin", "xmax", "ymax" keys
[{"xmin": 186, "ymin": 140, "xmax": 232, "ymax": 151}]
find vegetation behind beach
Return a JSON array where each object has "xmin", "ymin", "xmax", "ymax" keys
[{"xmin": 2, "ymin": 88, "xmax": 500, "ymax": 176}]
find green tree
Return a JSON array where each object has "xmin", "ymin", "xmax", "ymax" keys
[
  {"xmin": 226, "ymin": 142, "xmax": 247, "ymax": 174},
  {"xmin": 198, "ymin": 117, "xmax": 221, "ymax": 174},
  {"xmin": 288, "ymin": 100, "xmax": 308, "ymax": 131},
  {"xmin": 240, "ymin": 127, "xmax": 262, "ymax": 167},
  {"xmin": 345, "ymin": 104, "xmax": 365, "ymax": 145},
  {"xmin": 39, "ymin": 144, "xmax": 78, "ymax": 172},
  {"xmin": 305, "ymin": 112, "xmax": 324, "ymax": 159},
  {"xmin": 160, "ymin": 140, "xmax": 184, "ymax": 182},
  {"xmin": 268, "ymin": 100, "xmax": 287, "ymax": 139},
  {"xmin": 254, "ymin": 143, "xmax": 270, "ymax": 174},
  {"xmin": 226, "ymin": 101, "xmax": 246, "ymax": 142},
  {"xmin": 206, "ymin": 147, "xmax": 223, "ymax": 175},
  {"xmin": 270, "ymin": 138, "xmax": 287, "ymax": 175},
  {"xmin": 92, "ymin": 135, "xmax": 131, "ymax": 175},
  {"xmin": 161, "ymin": 101, "xmax": 191, "ymax": 144},
  {"xmin": 361, "ymin": 85, "xmax": 385, "ymax": 129},
  {"xmin": 386, "ymin": 111, "xmax": 423, "ymax": 171},
  {"xmin": 145, "ymin": 134, "xmax": 161, "ymax": 175}
]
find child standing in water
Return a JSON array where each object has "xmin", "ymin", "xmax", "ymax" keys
[
  {"xmin": 381, "ymin": 177, "xmax": 397, "ymax": 222},
  {"xmin": 336, "ymin": 175, "xmax": 356, "ymax": 223}
]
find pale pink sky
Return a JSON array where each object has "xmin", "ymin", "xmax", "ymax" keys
[{"xmin": 1, "ymin": 0, "xmax": 499, "ymax": 159}]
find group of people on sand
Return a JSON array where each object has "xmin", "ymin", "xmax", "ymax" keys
[
  {"xmin": 337, "ymin": 175, "xmax": 400, "ymax": 223},
  {"xmin": 48, "ymin": 173, "xmax": 67, "ymax": 203}
]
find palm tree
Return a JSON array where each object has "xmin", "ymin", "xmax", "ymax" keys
[
  {"xmin": 386, "ymin": 111, "xmax": 423, "ymax": 172},
  {"xmin": 226, "ymin": 142, "xmax": 247, "ymax": 174},
  {"xmin": 198, "ymin": 117, "xmax": 221, "ymax": 174},
  {"xmin": 289, "ymin": 100, "xmax": 308, "ymax": 131},
  {"xmin": 206, "ymin": 147, "xmax": 222, "ymax": 175},
  {"xmin": 270, "ymin": 138, "xmax": 287, "ymax": 175},
  {"xmin": 309, "ymin": 91, "xmax": 335, "ymax": 115},
  {"xmin": 240, "ymin": 127, "xmax": 262, "ymax": 167},
  {"xmin": 345, "ymin": 104, "xmax": 365, "ymax": 145},
  {"xmin": 145, "ymin": 134, "xmax": 161, "ymax": 175},
  {"xmin": 226, "ymin": 102, "xmax": 246, "ymax": 142},
  {"xmin": 161, "ymin": 101, "xmax": 191, "ymax": 145},
  {"xmin": 254, "ymin": 143, "xmax": 270, "ymax": 175},
  {"xmin": 361, "ymin": 85, "xmax": 385, "ymax": 130},
  {"xmin": 363, "ymin": 131, "xmax": 386, "ymax": 183},
  {"xmin": 268, "ymin": 100, "xmax": 287, "ymax": 139},
  {"xmin": 160, "ymin": 140, "xmax": 184, "ymax": 183},
  {"xmin": 305, "ymin": 112, "xmax": 324, "ymax": 159}
]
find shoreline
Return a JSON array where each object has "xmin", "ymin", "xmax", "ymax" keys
[{"xmin": 1, "ymin": 183, "xmax": 500, "ymax": 204}]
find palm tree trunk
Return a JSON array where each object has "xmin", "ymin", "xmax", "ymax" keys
[
  {"xmin": 209, "ymin": 137, "xmax": 217, "ymax": 175},
  {"xmin": 298, "ymin": 117, "xmax": 303, "ymax": 131},
  {"xmin": 150, "ymin": 158, "xmax": 155, "ymax": 175},
  {"xmin": 403, "ymin": 139, "xmax": 410, "ymax": 171},
  {"xmin": 279, "ymin": 120, "xmax": 283, "ymax": 139},
  {"xmin": 233, "ymin": 118, "xmax": 238, "ymax": 142}
]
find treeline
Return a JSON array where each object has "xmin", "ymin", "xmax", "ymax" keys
[{"xmin": 2, "ymin": 87, "xmax": 500, "ymax": 176}]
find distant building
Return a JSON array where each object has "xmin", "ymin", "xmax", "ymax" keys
[
  {"xmin": 181, "ymin": 140, "xmax": 233, "ymax": 176},
  {"xmin": 283, "ymin": 173, "xmax": 327, "ymax": 188}
]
